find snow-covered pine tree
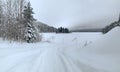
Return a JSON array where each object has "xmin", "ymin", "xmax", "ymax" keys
[{"xmin": 23, "ymin": 2, "xmax": 39, "ymax": 43}]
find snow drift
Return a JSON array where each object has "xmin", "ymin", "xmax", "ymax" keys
[
  {"xmin": 0, "ymin": 27, "xmax": 120, "ymax": 72},
  {"xmin": 83, "ymin": 27, "xmax": 120, "ymax": 54},
  {"xmin": 76, "ymin": 27, "xmax": 120, "ymax": 72}
]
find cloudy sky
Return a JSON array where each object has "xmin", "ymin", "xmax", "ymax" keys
[{"xmin": 30, "ymin": 0, "xmax": 120, "ymax": 29}]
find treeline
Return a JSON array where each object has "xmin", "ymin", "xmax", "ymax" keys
[
  {"xmin": 40, "ymin": 26, "xmax": 57, "ymax": 32},
  {"xmin": 35, "ymin": 22, "xmax": 57, "ymax": 33},
  {"xmin": 102, "ymin": 15, "xmax": 120, "ymax": 34},
  {"xmin": 0, "ymin": 0, "xmax": 40, "ymax": 43},
  {"xmin": 56, "ymin": 27, "xmax": 70, "ymax": 33}
]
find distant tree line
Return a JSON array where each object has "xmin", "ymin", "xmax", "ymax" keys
[
  {"xmin": 0, "ymin": 0, "xmax": 41, "ymax": 43},
  {"xmin": 35, "ymin": 22, "xmax": 57, "ymax": 33},
  {"xmin": 102, "ymin": 15, "xmax": 120, "ymax": 34},
  {"xmin": 102, "ymin": 22, "xmax": 120, "ymax": 34},
  {"xmin": 41, "ymin": 26, "xmax": 57, "ymax": 32},
  {"xmin": 56, "ymin": 27, "xmax": 70, "ymax": 33}
]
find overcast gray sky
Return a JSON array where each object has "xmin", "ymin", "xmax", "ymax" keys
[{"xmin": 30, "ymin": 0, "xmax": 120, "ymax": 29}]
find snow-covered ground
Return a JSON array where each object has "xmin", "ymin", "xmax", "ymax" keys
[
  {"xmin": 42, "ymin": 32, "xmax": 102, "ymax": 48},
  {"xmin": 0, "ymin": 27, "xmax": 120, "ymax": 72}
]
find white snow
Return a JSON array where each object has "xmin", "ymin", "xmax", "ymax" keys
[
  {"xmin": 42, "ymin": 32, "xmax": 102, "ymax": 48},
  {"xmin": 0, "ymin": 27, "xmax": 120, "ymax": 72},
  {"xmin": 76, "ymin": 27, "xmax": 120, "ymax": 72}
]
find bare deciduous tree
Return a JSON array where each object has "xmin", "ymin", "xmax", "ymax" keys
[{"xmin": 0, "ymin": 0, "xmax": 41, "ymax": 42}]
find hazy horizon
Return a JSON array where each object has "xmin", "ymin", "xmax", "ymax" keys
[{"xmin": 30, "ymin": 0, "xmax": 120, "ymax": 29}]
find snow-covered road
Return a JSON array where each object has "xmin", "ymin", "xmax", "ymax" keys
[
  {"xmin": 0, "ymin": 46, "xmax": 107, "ymax": 72},
  {"xmin": 0, "ymin": 27, "xmax": 120, "ymax": 72}
]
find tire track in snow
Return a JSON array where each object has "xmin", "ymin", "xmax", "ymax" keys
[{"xmin": 0, "ymin": 49, "xmax": 43, "ymax": 72}]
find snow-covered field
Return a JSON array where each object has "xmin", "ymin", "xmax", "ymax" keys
[
  {"xmin": 42, "ymin": 32, "xmax": 102, "ymax": 48},
  {"xmin": 0, "ymin": 27, "xmax": 120, "ymax": 72}
]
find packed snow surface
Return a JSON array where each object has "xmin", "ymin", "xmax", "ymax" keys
[{"xmin": 0, "ymin": 27, "xmax": 120, "ymax": 72}]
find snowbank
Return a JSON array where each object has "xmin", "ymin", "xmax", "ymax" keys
[
  {"xmin": 0, "ymin": 27, "xmax": 120, "ymax": 72},
  {"xmin": 1, "ymin": 27, "xmax": 120, "ymax": 72},
  {"xmin": 0, "ymin": 32, "xmax": 104, "ymax": 72},
  {"xmin": 77, "ymin": 27, "xmax": 120, "ymax": 72},
  {"xmin": 82, "ymin": 27, "xmax": 120, "ymax": 53}
]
